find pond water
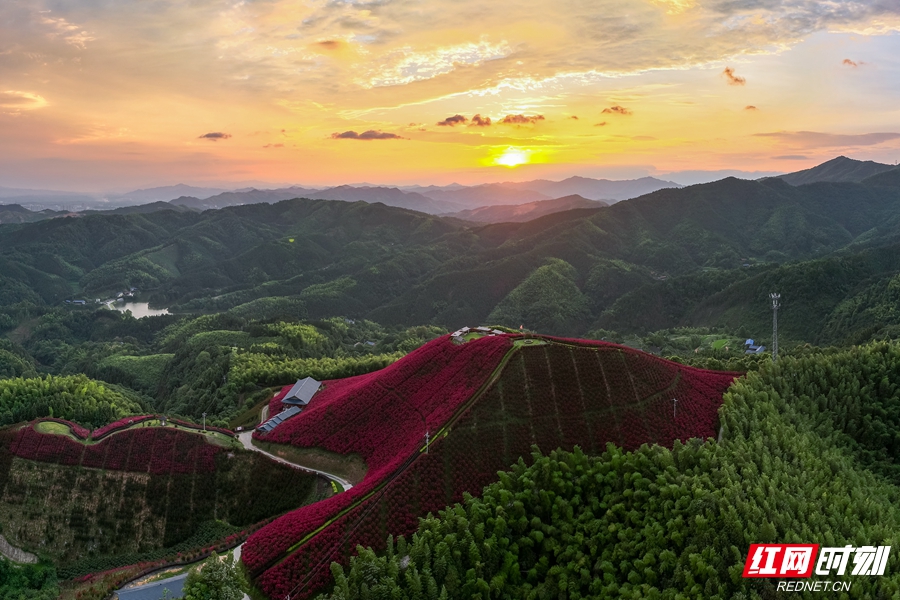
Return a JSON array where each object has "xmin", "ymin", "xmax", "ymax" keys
[{"xmin": 107, "ymin": 302, "xmax": 170, "ymax": 318}]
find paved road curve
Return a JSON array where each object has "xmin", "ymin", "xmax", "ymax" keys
[
  {"xmin": 237, "ymin": 431, "xmax": 354, "ymax": 491},
  {"xmin": 113, "ymin": 432, "xmax": 353, "ymax": 599},
  {"xmin": 116, "ymin": 573, "xmax": 187, "ymax": 600}
]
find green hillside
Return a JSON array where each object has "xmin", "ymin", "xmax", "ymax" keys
[
  {"xmin": 1, "ymin": 175, "xmax": 900, "ymax": 344},
  {"xmin": 776, "ymin": 155, "xmax": 896, "ymax": 185}
]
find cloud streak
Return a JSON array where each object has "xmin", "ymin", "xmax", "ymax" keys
[
  {"xmin": 0, "ymin": 90, "xmax": 48, "ymax": 112},
  {"xmin": 199, "ymin": 132, "xmax": 232, "ymax": 141},
  {"xmin": 722, "ymin": 66, "xmax": 745, "ymax": 85},
  {"xmin": 601, "ymin": 105, "xmax": 631, "ymax": 115},
  {"xmin": 754, "ymin": 131, "xmax": 900, "ymax": 148}
]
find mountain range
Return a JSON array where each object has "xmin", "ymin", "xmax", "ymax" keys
[
  {"xmin": 1, "ymin": 155, "xmax": 894, "ymax": 218},
  {"xmin": 4, "ymin": 158, "xmax": 900, "ymax": 347}
]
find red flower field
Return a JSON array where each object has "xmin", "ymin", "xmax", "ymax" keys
[{"xmin": 245, "ymin": 334, "xmax": 740, "ymax": 599}]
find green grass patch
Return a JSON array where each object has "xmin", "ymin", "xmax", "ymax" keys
[{"xmin": 34, "ymin": 421, "xmax": 76, "ymax": 437}]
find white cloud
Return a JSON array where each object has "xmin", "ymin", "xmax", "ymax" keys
[
  {"xmin": 0, "ymin": 90, "xmax": 48, "ymax": 112},
  {"xmin": 362, "ymin": 39, "xmax": 513, "ymax": 87},
  {"xmin": 40, "ymin": 13, "xmax": 95, "ymax": 48}
]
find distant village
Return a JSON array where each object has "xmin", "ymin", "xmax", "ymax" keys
[{"xmin": 64, "ymin": 287, "xmax": 138, "ymax": 306}]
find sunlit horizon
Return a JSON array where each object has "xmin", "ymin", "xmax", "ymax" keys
[{"xmin": 1, "ymin": 1, "xmax": 899, "ymax": 193}]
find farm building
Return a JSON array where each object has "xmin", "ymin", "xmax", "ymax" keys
[
  {"xmin": 257, "ymin": 406, "xmax": 301, "ymax": 433},
  {"xmin": 282, "ymin": 377, "xmax": 321, "ymax": 406}
]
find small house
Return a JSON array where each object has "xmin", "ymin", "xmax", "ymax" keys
[{"xmin": 744, "ymin": 339, "xmax": 766, "ymax": 354}]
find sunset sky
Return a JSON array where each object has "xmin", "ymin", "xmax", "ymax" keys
[{"xmin": 1, "ymin": 0, "xmax": 899, "ymax": 192}]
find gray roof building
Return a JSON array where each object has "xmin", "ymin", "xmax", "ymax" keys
[
  {"xmin": 257, "ymin": 406, "xmax": 302, "ymax": 432},
  {"xmin": 282, "ymin": 377, "xmax": 321, "ymax": 406}
]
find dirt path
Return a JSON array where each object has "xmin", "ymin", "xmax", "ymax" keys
[{"xmin": 237, "ymin": 432, "xmax": 354, "ymax": 491}]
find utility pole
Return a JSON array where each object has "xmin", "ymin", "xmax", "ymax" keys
[
  {"xmin": 673, "ymin": 398, "xmax": 677, "ymax": 420},
  {"xmin": 412, "ymin": 407, "xmax": 429, "ymax": 453},
  {"xmin": 202, "ymin": 412, "xmax": 207, "ymax": 432},
  {"xmin": 770, "ymin": 292, "xmax": 780, "ymax": 362}
]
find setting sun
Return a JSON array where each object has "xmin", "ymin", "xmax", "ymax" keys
[{"xmin": 494, "ymin": 147, "xmax": 531, "ymax": 167}]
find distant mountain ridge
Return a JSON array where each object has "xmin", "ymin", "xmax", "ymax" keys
[
  {"xmin": 420, "ymin": 184, "xmax": 550, "ymax": 208},
  {"xmin": 305, "ymin": 185, "xmax": 459, "ymax": 214},
  {"xmin": 171, "ymin": 187, "xmax": 320, "ymax": 210},
  {"xmin": 108, "ymin": 184, "xmax": 229, "ymax": 203},
  {"xmin": 446, "ymin": 194, "xmax": 607, "ymax": 223},
  {"xmin": 170, "ymin": 185, "xmax": 457, "ymax": 214},
  {"xmin": 776, "ymin": 156, "xmax": 896, "ymax": 186},
  {"xmin": 0, "ymin": 204, "xmax": 68, "ymax": 224},
  {"xmin": 416, "ymin": 176, "xmax": 680, "ymax": 207},
  {"xmin": 501, "ymin": 175, "xmax": 681, "ymax": 201}
]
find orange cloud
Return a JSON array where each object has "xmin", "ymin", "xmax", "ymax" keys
[
  {"xmin": 601, "ymin": 105, "xmax": 631, "ymax": 115},
  {"xmin": 331, "ymin": 130, "xmax": 405, "ymax": 140},
  {"xmin": 437, "ymin": 114, "xmax": 468, "ymax": 126},
  {"xmin": 470, "ymin": 114, "xmax": 492, "ymax": 127},
  {"xmin": 499, "ymin": 114, "xmax": 545, "ymax": 124},
  {"xmin": 199, "ymin": 132, "xmax": 231, "ymax": 141},
  {"xmin": 745, "ymin": 105, "xmax": 758, "ymax": 111}
]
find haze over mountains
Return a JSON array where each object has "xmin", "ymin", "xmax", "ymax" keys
[
  {"xmin": 167, "ymin": 175, "xmax": 680, "ymax": 215},
  {"xmin": 1, "ymin": 156, "xmax": 898, "ymax": 225},
  {"xmin": 445, "ymin": 194, "xmax": 608, "ymax": 223}
]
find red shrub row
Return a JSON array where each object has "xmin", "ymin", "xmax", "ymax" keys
[
  {"xmin": 9, "ymin": 425, "xmax": 222, "ymax": 474},
  {"xmin": 91, "ymin": 415, "xmax": 157, "ymax": 439},
  {"xmin": 89, "ymin": 415, "xmax": 234, "ymax": 440}
]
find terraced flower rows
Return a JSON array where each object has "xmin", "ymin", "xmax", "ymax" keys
[
  {"xmin": 10, "ymin": 425, "xmax": 220, "ymax": 474},
  {"xmin": 245, "ymin": 335, "xmax": 739, "ymax": 599}
]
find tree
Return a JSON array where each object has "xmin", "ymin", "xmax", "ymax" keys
[{"xmin": 181, "ymin": 552, "xmax": 245, "ymax": 600}]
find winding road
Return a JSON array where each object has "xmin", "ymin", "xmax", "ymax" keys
[{"xmin": 237, "ymin": 431, "xmax": 354, "ymax": 491}]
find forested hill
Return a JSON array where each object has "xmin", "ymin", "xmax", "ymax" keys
[
  {"xmin": 776, "ymin": 155, "xmax": 897, "ymax": 185},
  {"xmin": 2, "ymin": 173, "xmax": 900, "ymax": 343}
]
